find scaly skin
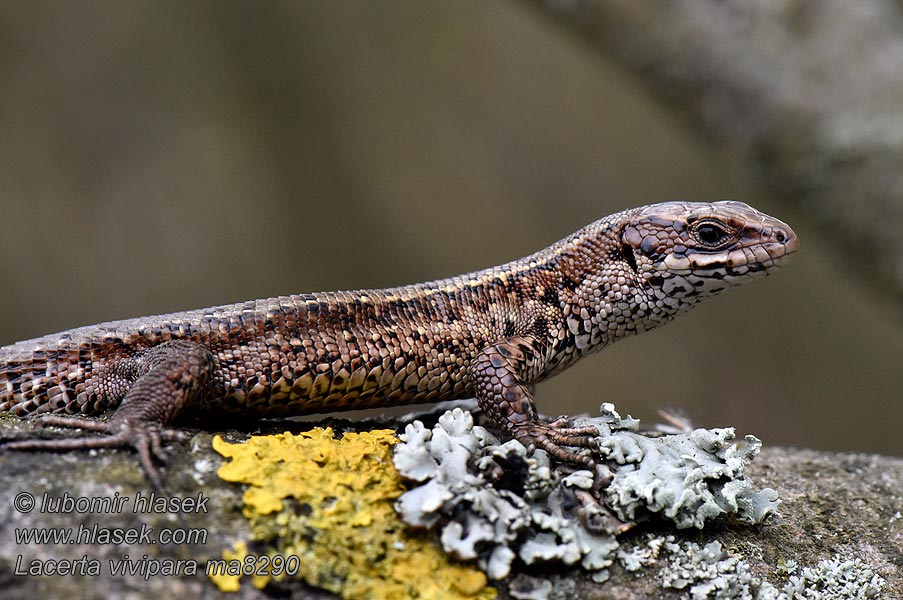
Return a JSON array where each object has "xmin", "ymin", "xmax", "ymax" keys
[{"xmin": 0, "ymin": 201, "xmax": 798, "ymax": 487}]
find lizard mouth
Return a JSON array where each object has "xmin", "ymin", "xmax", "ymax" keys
[{"xmin": 715, "ymin": 223, "xmax": 799, "ymax": 274}]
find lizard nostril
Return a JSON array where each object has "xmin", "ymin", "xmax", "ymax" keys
[{"xmin": 775, "ymin": 230, "xmax": 786, "ymax": 243}]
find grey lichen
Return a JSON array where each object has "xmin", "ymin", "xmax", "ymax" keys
[
  {"xmin": 616, "ymin": 534, "xmax": 669, "ymax": 572},
  {"xmin": 782, "ymin": 555, "xmax": 887, "ymax": 599},
  {"xmin": 661, "ymin": 539, "xmax": 772, "ymax": 599},
  {"xmin": 392, "ymin": 404, "xmax": 779, "ymax": 580},
  {"xmin": 657, "ymin": 539, "xmax": 887, "ymax": 599},
  {"xmin": 580, "ymin": 406, "xmax": 779, "ymax": 529},
  {"xmin": 394, "ymin": 407, "xmax": 610, "ymax": 580}
]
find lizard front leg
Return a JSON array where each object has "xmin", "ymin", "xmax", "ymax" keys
[
  {"xmin": 4, "ymin": 340, "xmax": 213, "ymax": 488},
  {"xmin": 471, "ymin": 336, "xmax": 599, "ymax": 467}
]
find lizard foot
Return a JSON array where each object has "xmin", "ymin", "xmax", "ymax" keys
[
  {"xmin": 4, "ymin": 416, "xmax": 187, "ymax": 490},
  {"xmin": 512, "ymin": 419, "xmax": 600, "ymax": 468}
]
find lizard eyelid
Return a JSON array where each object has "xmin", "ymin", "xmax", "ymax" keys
[{"xmin": 691, "ymin": 219, "xmax": 734, "ymax": 247}]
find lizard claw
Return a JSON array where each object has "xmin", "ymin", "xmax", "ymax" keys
[
  {"xmin": 513, "ymin": 418, "xmax": 600, "ymax": 468},
  {"xmin": 3, "ymin": 416, "xmax": 180, "ymax": 490}
]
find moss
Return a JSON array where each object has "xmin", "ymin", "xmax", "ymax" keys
[{"xmin": 211, "ymin": 428, "xmax": 495, "ymax": 599}]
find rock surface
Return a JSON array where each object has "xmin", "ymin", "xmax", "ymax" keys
[{"xmin": 1, "ymin": 412, "xmax": 900, "ymax": 598}]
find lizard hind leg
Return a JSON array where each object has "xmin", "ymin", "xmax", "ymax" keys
[
  {"xmin": 472, "ymin": 338, "xmax": 600, "ymax": 468},
  {"xmin": 4, "ymin": 340, "xmax": 214, "ymax": 489}
]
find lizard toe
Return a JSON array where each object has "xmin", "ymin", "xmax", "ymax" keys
[
  {"xmin": 513, "ymin": 422, "xmax": 599, "ymax": 468},
  {"xmin": 35, "ymin": 415, "xmax": 114, "ymax": 433},
  {"xmin": 4, "ymin": 416, "xmax": 172, "ymax": 490}
]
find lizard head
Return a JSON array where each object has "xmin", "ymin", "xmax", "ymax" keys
[{"xmin": 620, "ymin": 200, "xmax": 798, "ymax": 308}]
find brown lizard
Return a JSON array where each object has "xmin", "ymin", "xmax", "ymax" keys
[{"xmin": 0, "ymin": 201, "xmax": 798, "ymax": 487}]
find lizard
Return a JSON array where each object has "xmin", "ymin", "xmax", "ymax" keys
[{"xmin": 0, "ymin": 201, "xmax": 798, "ymax": 488}]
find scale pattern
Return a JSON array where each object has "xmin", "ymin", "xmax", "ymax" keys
[{"xmin": 0, "ymin": 201, "xmax": 797, "ymax": 485}]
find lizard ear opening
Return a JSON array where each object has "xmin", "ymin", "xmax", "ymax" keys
[{"xmin": 621, "ymin": 243, "xmax": 638, "ymax": 273}]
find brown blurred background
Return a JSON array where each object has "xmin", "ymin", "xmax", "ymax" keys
[{"xmin": 1, "ymin": 2, "xmax": 900, "ymax": 455}]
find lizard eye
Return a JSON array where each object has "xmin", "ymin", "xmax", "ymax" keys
[{"xmin": 693, "ymin": 220, "xmax": 731, "ymax": 247}]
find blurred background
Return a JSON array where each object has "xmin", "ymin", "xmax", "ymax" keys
[{"xmin": 1, "ymin": 1, "xmax": 900, "ymax": 455}]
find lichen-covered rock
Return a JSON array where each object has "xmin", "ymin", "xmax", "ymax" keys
[
  {"xmin": 392, "ymin": 404, "xmax": 779, "ymax": 581},
  {"xmin": 212, "ymin": 428, "xmax": 496, "ymax": 599}
]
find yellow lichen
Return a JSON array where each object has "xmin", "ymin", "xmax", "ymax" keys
[
  {"xmin": 211, "ymin": 428, "xmax": 495, "ymax": 599},
  {"xmin": 208, "ymin": 540, "xmax": 247, "ymax": 592}
]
